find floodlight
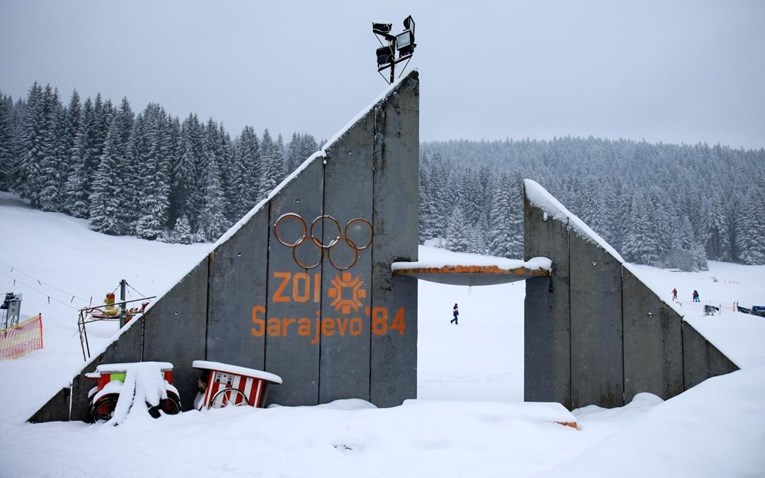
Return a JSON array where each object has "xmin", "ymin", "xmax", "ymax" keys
[
  {"xmin": 396, "ymin": 30, "xmax": 415, "ymax": 56},
  {"xmin": 376, "ymin": 45, "xmax": 394, "ymax": 66},
  {"xmin": 372, "ymin": 22, "xmax": 392, "ymax": 34},
  {"xmin": 372, "ymin": 15, "xmax": 416, "ymax": 84}
]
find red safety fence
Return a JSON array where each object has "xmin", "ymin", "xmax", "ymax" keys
[{"xmin": 0, "ymin": 314, "xmax": 43, "ymax": 359}]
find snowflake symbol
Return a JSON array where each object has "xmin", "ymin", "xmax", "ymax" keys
[{"xmin": 328, "ymin": 272, "xmax": 367, "ymax": 314}]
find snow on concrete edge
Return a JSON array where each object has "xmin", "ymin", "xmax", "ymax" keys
[
  {"xmin": 524, "ymin": 179, "xmax": 624, "ymax": 262},
  {"xmin": 391, "ymin": 245, "xmax": 551, "ymax": 271}
]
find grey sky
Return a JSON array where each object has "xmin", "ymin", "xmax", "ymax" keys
[{"xmin": 1, "ymin": 0, "xmax": 764, "ymax": 149}]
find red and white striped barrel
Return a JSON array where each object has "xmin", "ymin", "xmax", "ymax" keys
[{"xmin": 192, "ymin": 360, "xmax": 282, "ymax": 409}]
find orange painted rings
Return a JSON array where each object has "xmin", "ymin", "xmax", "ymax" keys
[{"xmin": 273, "ymin": 214, "xmax": 373, "ymax": 270}]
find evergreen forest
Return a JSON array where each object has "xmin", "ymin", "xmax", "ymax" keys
[
  {"xmin": 0, "ymin": 84, "xmax": 318, "ymax": 244},
  {"xmin": 1, "ymin": 84, "xmax": 763, "ymax": 268}
]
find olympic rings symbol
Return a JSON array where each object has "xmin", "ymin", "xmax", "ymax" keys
[{"xmin": 273, "ymin": 213, "xmax": 373, "ymax": 270}]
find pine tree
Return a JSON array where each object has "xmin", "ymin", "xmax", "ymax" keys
[
  {"xmin": 274, "ymin": 133, "xmax": 287, "ymax": 182},
  {"xmin": 229, "ymin": 126, "xmax": 261, "ymax": 221},
  {"xmin": 736, "ymin": 186, "xmax": 765, "ymax": 265},
  {"xmin": 445, "ymin": 206, "xmax": 471, "ymax": 253},
  {"xmin": 259, "ymin": 129, "xmax": 282, "ymax": 199},
  {"xmin": 163, "ymin": 115, "xmax": 182, "ymax": 229},
  {"xmin": 173, "ymin": 114, "xmax": 204, "ymax": 233},
  {"xmin": 38, "ymin": 87, "xmax": 65, "ymax": 211},
  {"xmin": 64, "ymin": 97, "xmax": 96, "ymax": 218},
  {"xmin": 173, "ymin": 214, "xmax": 192, "ymax": 244},
  {"xmin": 286, "ymin": 132, "xmax": 318, "ymax": 173},
  {"xmin": 18, "ymin": 83, "xmax": 49, "ymax": 207},
  {"xmin": 58, "ymin": 90, "xmax": 82, "ymax": 213},
  {"xmin": 0, "ymin": 93, "xmax": 13, "ymax": 190},
  {"xmin": 429, "ymin": 157, "xmax": 452, "ymax": 240},
  {"xmin": 467, "ymin": 221, "xmax": 488, "ymax": 254},
  {"xmin": 213, "ymin": 123, "xmax": 234, "ymax": 223},
  {"xmin": 702, "ymin": 191, "xmax": 729, "ymax": 261},
  {"xmin": 198, "ymin": 155, "xmax": 228, "ymax": 241},
  {"xmin": 487, "ymin": 173, "xmax": 523, "ymax": 258},
  {"xmin": 622, "ymin": 192, "xmax": 660, "ymax": 265},
  {"xmin": 134, "ymin": 104, "xmax": 172, "ymax": 240},
  {"xmin": 89, "ymin": 98, "xmax": 133, "ymax": 235},
  {"xmin": 418, "ymin": 163, "xmax": 439, "ymax": 243}
]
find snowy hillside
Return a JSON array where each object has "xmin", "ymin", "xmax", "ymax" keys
[{"xmin": 1, "ymin": 192, "xmax": 764, "ymax": 477}]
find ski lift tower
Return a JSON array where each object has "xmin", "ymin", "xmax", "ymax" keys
[
  {"xmin": 373, "ymin": 15, "xmax": 416, "ymax": 84},
  {"xmin": 1, "ymin": 292, "xmax": 22, "ymax": 329}
]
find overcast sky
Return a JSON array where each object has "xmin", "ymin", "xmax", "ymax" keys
[{"xmin": 1, "ymin": 0, "xmax": 764, "ymax": 149}]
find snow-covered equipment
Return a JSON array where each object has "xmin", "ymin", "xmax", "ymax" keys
[
  {"xmin": 735, "ymin": 305, "xmax": 765, "ymax": 318},
  {"xmin": 86, "ymin": 362, "xmax": 181, "ymax": 423},
  {"xmin": 100, "ymin": 292, "xmax": 119, "ymax": 317},
  {"xmin": 704, "ymin": 304, "xmax": 720, "ymax": 316},
  {"xmin": 77, "ymin": 281, "xmax": 155, "ymax": 360},
  {"xmin": 192, "ymin": 360, "xmax": 282, "ymax": 410}
]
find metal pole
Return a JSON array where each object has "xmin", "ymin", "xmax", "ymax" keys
[
  {"xmin": 389, "ymin": 39, "xmax": 396, "ymax": 84},
  {"xmin": 119, "ymin": 279, "xmax": 127, "ymax": 327}
]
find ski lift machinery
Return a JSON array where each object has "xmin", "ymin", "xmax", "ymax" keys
[{"xmin": 77, "ymin": 279, "xmax": 155, "ymax": 360}]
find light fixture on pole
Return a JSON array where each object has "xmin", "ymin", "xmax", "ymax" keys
[{"xmin": 373, "ymin": 15, "xmax": 416, "ymax": 84}]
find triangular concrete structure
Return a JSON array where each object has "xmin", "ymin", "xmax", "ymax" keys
[
  {"xmin": 30, "ymin": 71, "xmax": 420, "ymax": 422},
  {"xmin": 523, "ymin": 179, "xmax": 738, "ymax": 410}
]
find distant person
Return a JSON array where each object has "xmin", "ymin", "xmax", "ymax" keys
[
  {"xmin": 451, "ymin": 303, "xmax": 459, "ymax": 325},
  {"xmin": 671, "ymin": 288, "xmax": 677, "ymax": 300},
  {"xmin": 692, "ymin": 290, "xmax": 700, "ymax": 302}
]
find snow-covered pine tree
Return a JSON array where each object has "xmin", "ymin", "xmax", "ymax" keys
[
  {"xmin": 191, "ymin": 119, "xmax": 230, "ymax": 242},
  {"xmin": 702, "ymin": 190, "xmax": 729, "ymax": 261},
  {"xmin": 418, "ymin": 163, "xmax": 438, "ymax": 243},
  {"xmin": 198, "ymin": 154, "xmax": 228, "ymax": 241},
  {"xmin": 212, "ymin": 123, "xmax": 234, "ymax": 224},
  {"xmin": 111, "ymin": 98, "xmax": 139, "ymax": 234},
  {"xmin": 38, "ymin": 87, "xmax": 66, "ymax": 211},
  {"xmin": 134, "ymin": 104, "xmax": 172, "ymax": 240},
  {"xmin": 664, "ymin": 214, "xmax": 702, "ymax": 271},
  {"xmin": 429, "ymin": 156, "xmax": 453, "ymax": 241},
  {"xmin": 163, "ymin": 115, "xmax": 182, "ymax": 231},
  {"xmin": 0, "ymin": 93, "xmax": 13, "ymax": 191},
  {"xmin": 89, "ymin": 98, "xmax": 133, "ymax": 235},
  {"xmin": 274, "ymin": 133, "xmax": 288, "ymax": 183},
  {"xmin": 258, "ymin": 129, "xmax": 281, "ymax": 200},
  {"xmin": 735, "ymin": 185, "xmax": 765, "ymax": 265},
  {"xmin": 17, "ymin": 83, "xmax": 48, "ymax": 207},
  {"xmin": 228, "ymin": 126, "xmax": 260, "ymax": 221},
  {"xmin": 467, "ymin": 221, "xmax": 487, "ymax": 255},
  {"xmin": 173, "ymin": 214, "xmax": 192, "ymax": 244},
  {"xmin": 487, "ymin": 172, "xmax": 523, "ymax": 258},
  {"xmin": 57, "ymin": 90, "xmax": 82, "ymax": 214},
  {"xmin": 286, "ymin": 132, "xmax": 318, "ymax": 174},
  {"xmin": 622, "ymin": 192, "xmax": 661, "ymax": 265},
  {"xmin": 172, "ymin": 114, "xmax": 204, "ymax": 234},
  {"xmin": 445, "ymin": 206, "xmax": 471, "ymax": 253},
  {"xmin": 64, "ymin": 97, "xmax": 95, "ymax": 218}
]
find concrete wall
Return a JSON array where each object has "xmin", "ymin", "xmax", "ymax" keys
[
  {"xmin": 30, "ymin": 71, "xmax": 420, "ymax": 422},
  {"xmin": 524, "ymin": 197, "xmax": 571, "ymax": 406},
  {"xmin": 524, "ymin": 180, "xmax": 738, "ymax": 410}
]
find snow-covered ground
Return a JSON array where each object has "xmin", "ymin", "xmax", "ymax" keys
[{"xmin": 1, "ymin": 192, "xmax": 764, "ymax": 477}]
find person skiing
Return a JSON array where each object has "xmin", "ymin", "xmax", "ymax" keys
[
  {"xmin": 451, "ymin": 303, "xmax": 459, "ymax": 325},
  {"xmin": 692, "ymin": 290, "xmax": 700, "ymax": 302},
  {"xmin": 671, "ymin": 288, "xmax": 677, "ymax": 300}
]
